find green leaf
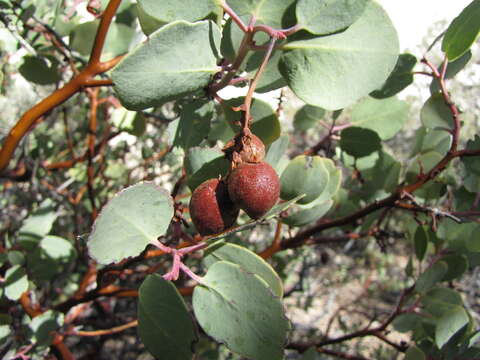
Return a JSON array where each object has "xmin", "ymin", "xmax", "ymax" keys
[
  {"xmin": 316, "ymin": 158, "xmax": 342, "ymax": 202},
  {"xmin": 18, "ymin": 199, "xmax": 57, "ymax": 247},
  {"xmin": 415, "ymin": 261, "xmax": 448, "ymax": 293},
  {"xmin": 293, "ymin": 105, "xmax": 326, "ymax": 132},
  {"xmin": 442, "ymin": 0, "xmax": 480, "ymax": 61},
  {"xmin": 442, "ymin": 255, "xmax": 468, "ymax": 281},
  {"xmin": 297, "ymin": 0, "xmax": 368, "ymax": 35},
  {"xmin": 404, "ymin": 346, "xmax": 426, "ymax": 360},
  {"xmin": 88, "ymin": 183, "xmax": 174, "ymax": 264},
  {"xmin": 227, "ymin": 0, "xmax": 296, "ymax": 28},
  {"xmin": 137, "ymin": 0, "xmax": 219, "ymax": 35},
  {"xmin": 184, "ymin": 147, "xmax": 230, "ymax": 191},
  {"xmin": 265, "ymin": 135, "xmax": 289, "ymax": 169},
  {"xmin": 393, "ymin": 313, "xmax": 423, "ymax": 333},
  {"xmin": 371, "ymin": 53, "xmax": 417, "ymax": 99},
  {"xmin": 280, "ymin": 1, "xmax": 399, "ymax": 110},
  {"xmin": 282, "ymin": 199, "xmax": 333, "ymax": 227},
  {"xmin": 112, "ymin": 21, "xmax": 221, "ymax": 110},
  {"xmin": 138, "ymin": 275, "xmax": 197, "ymax": 360},
  {"xmin": 339, "ymin": 127, "xmax": 381, "ymax": 158},
  {"xmin": 280, "ymin": 155, "xmax": 330, "ymax": 204},
  {"xmin": 7, "ymin": 251, "xmax": 25, "ymax": 266},
  {"xmin": 111, "ymin": 109, "xmax": 146, "ymax": 136},
  {"xmin": 0, "ymin": 325, "xmax": 9, "ymax": 346},
  {"xmin": 39, "ymin": 235, "xmax": 76, "ymax": 262},
  {"xmin": 18, "ymin": 56, "xmax": 61, "ymax": 85},
  {"xmin": 414, "ymin": 226, "xmax": 428, "ymax": 262},
  {"xmin": 4, "ymin": 265, "xmax": 28, "ymax": 301},
  {"xmin": 350, "ymin": 97, "xmax": 409, "ymax": 140},
  {"xmin": 221, "ymin": 97, "xmax": 281, "ymax": 146},
  {"xmin": 462, "ymin": 135, "xmax": 480, "ymax": 175},
  {"xmin": 193, "ymin": 261, "xmax": 289, "ymax": 360},
  {"xmin": 368, "ymin": 151, "xmax": 401, "ymax": 193},
  {"xmin": 70, "ymin": 21, "xmax": 135, "ymax": 59},
  {"xmin": 435, "ymin": 306, "xmax": 469, "ymax": 348},
  {"xmin": 204, "ymin": 242, "xmax": 283, "ymax": 297},
  {"xmin": 29, "ymin": 310, "xmax": 64, "ymax": 347},
  {"xmin": 168, "ymin": 99, "xmax": 214, "ymax": 150},
  {"xmin": 421, "ymin": 93, "xmax": 454, "ymax": 129}
]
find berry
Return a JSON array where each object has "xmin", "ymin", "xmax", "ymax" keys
[
  {"xmin": 189, "ymin": 178, "xmax": 239, "ymax": 236},
  {"xmin": 227, "ymin": 162, "xmax": 280, "ymax": 219}
]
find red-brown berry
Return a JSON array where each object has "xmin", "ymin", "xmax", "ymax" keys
[
  {"xmin": 189, "ymin": 178, "xmax": 239, "ymax": 236},
  {"xmin": 227, "ymin": 162, "xmax": 280, "ymax": 219}
]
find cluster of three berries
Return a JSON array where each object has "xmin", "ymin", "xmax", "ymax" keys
[{"xmin": 189, "ymin": 135, "xmax": 280, "ymax": 236}]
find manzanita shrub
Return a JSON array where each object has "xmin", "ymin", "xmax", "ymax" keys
[{"xmin": 1, "ymin": 0, "xmax": 480, "ymax": 359}]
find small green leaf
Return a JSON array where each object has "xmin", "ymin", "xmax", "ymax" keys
[
  {"xmin": 421, "ymin": 93, "xmax": 454, "ymax": 129},
  {"xmin": 19, "ymin": 56, "xmax": 61, "ymax": 85},
  {"xmin": 414, "ymin": 226, "xmax": 428, "ymax": 261},
  {"xmin": 18, "ymin": 199, "xmax": 57, "ymax": 248},
  {"xmin": 7, "ymin": 251, "xmax": 25, "ymax": 266},
  {"xmin": 168, "ymin": 99, "xmax": 214, "ymax": 150},
  {"xmin": 282, "ymin": 199, "xmax": 333, "ymax": 227},
  {"xmin": 4, "ymin": 265, "xmax": 28, "ymax": 301},
  {"xmin": 39, "ymin": 236, "xmax": 76, "ymax": 262},
  {"xmin": 442, "ymin": 255, "xmax": 468, "ymax": 281},
  {"xmin": 280, "ymin": 1, "xmax": 399, "ymax": 110},
  {"xmin": 70, "ymin": 21, "xmax": 135, "ymax": 59},
  {"xmin": 265, "ymin": 135, "xmax": 289, "ymax": 169},
  {"xmin": 193, "ymin": 261, "xmax": 289, "ymax": 360},
  {"xmin": 296, "ymin": 0, "xmax": 368, "ymax": 35},
  {"xmin": 350, "ymin": 97, "xmax": 409, "ymax": 140},
  {"xmin": 415, "ymin": 261, "xmax": 448, "ymax": 293},
  {"xmin": 112, "ymin": 21, "xmax": 221, "ymax": 110},
  {"xmin": 204, "ymin": 242, "xmax": 283, "ymax": 297},
  {"xmin": 184, "ymin": 147, "xmax": 230, "ymax": 191},
  {"xmin": 29, "ymin": 310, "xmax": 64, "ymax": 347},
  {"xmin": 88, "ymin": 183, "xmax": 174, "ymax": 264},
  {"xmin": 137, "ymin": 0, "xmax": 219, "ymax": 35},
  {"xmin": 442, "ymin": 0, "xmax": 480, "ymax": 61},
  {"xmin": 462, "ymin": 135, "xmax": 480, "ymax": 175},
  {"xmin": 280, "ymin": 155, "xmax": 330, "ymax": 204},
  {"xmin": 392, "ymin": 313, "xmax": 423, "ymax": 333},
  {"xmin": 293, "ymin": 105, "xmax": 326, "ymax": 132},
  {"xmin": 227, "ymin": 0, "xmax": 296, "ymax": 28},
  {"xmin": 221, "ymin": 97, "xmax": 281, "ymax": 146},
  {"xmin": 435, "ymin": 306, "xmax": 469, "ymax": 348},
  {"xmin": 340, "ymin": 127, "xmax": 381, "ymax": 158},
  {"xmin": 371, "ymin": 53, "xmax": 417, "ymax": 99},
  {"xmin": 138, "ymin": 275, "xmax": 197, "ymax": 360}
]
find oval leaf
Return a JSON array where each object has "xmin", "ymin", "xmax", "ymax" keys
[
  {"xmin": 421, "ymin": 93, "xmax": 454, "ymax": 130},
  {"xmin": 297, "ymin": 0, "xmax": 368, "ymax": 35},
  {"xmin": 138, "ymin": 274, "xmax": 197, "ymax": 360},
  {"xmin": 203, "ymin": 242, "xmax": 283, "ymax": 297},
  {"xmin": 442, "ymin": 0, "xmax": 480, "ymax": 61},
  {"xmin": 435, "ymin": 306, "xmax": 469, "ymax": 348},
  {"xmin": 280, "ymin": 155, "xmax": 330, "ymax": 204},
  {"xmin": 112, "ymin": 21, "xmax": 221, "ymax": 110},
  {"xmin": 280, "ymin": 1, "xmax": 399, "ymax": 110},
  {"xmin": 88, "ymin": 183, "xmax": 174, "ymax": 264},
  {"xmin": 137, "ymin": 0, "xmax": 219, "ymax": 35},
  {"xmin": 193, "ymin": 261, "xmax": 289, "ymax": 360},
  {"xmin": 339, "ymin": 127, "xmax": 381, "ymax": 158},
  {"xmin": 350, "ymin": 97, "xmax": 409, "ymax": 140}
]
